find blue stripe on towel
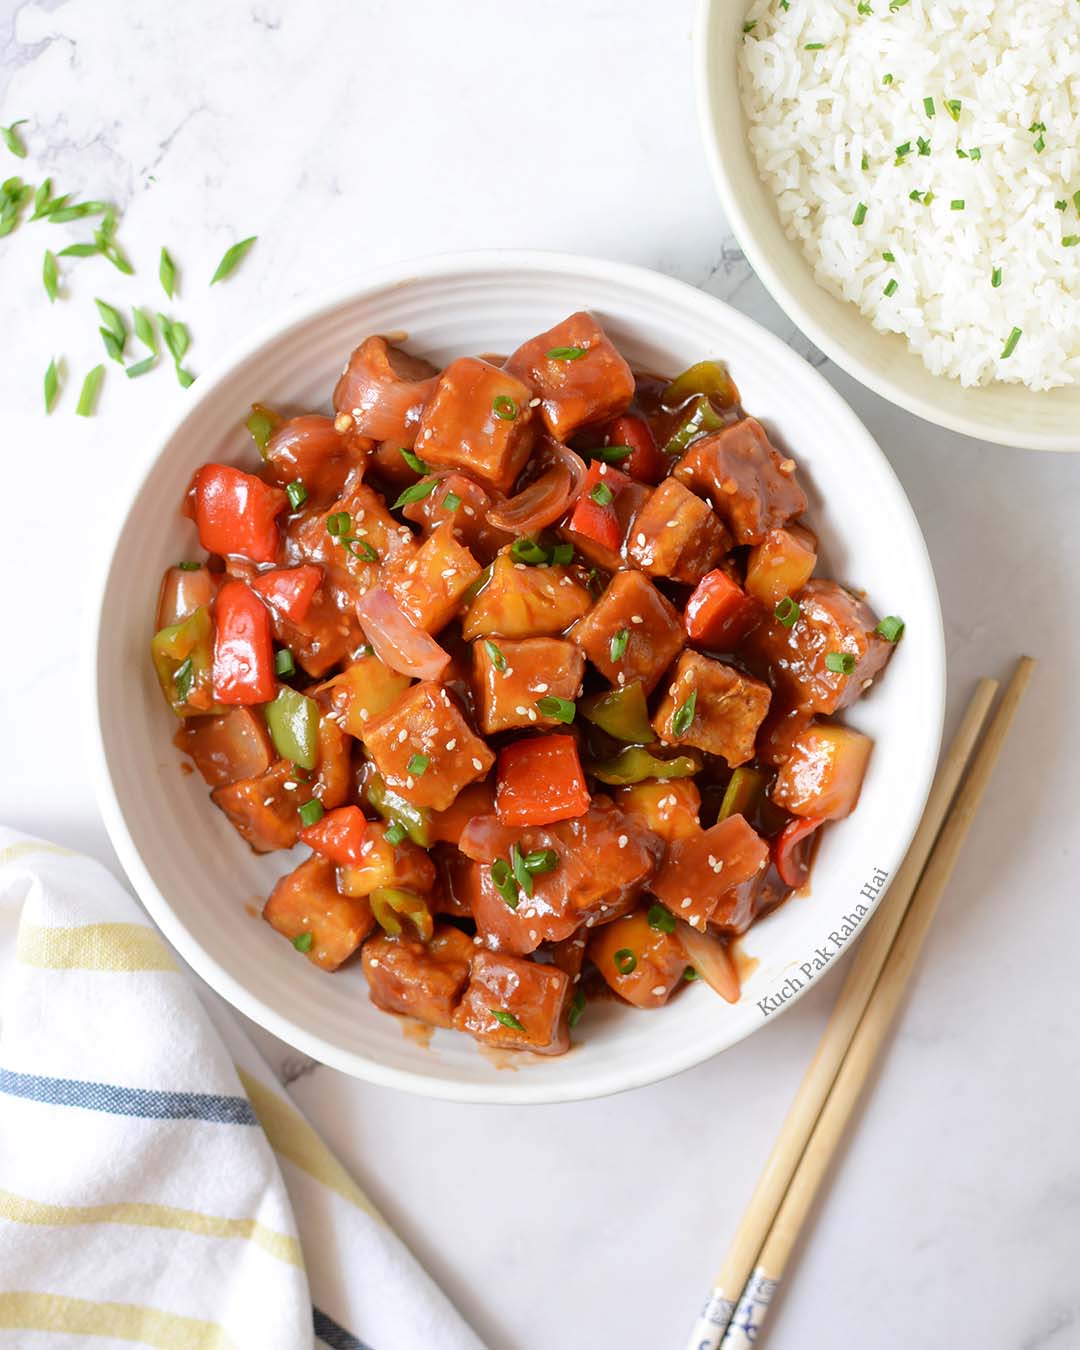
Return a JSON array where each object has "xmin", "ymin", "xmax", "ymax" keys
[
  {"xmin": 313, "ymin": 1307, "xmax": 373, "ymax": 1350},
  {"xmin": 0, "ymin": 1068, "xmax": 258, "ymax": 1124}
]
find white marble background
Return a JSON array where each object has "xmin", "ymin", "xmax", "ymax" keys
[{"xmin": 2, "ymin": 2, "xmax": 1079, "ymax": 1347}]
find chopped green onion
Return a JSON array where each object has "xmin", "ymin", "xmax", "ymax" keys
[
  {"xmin": 100, "ymin": 327, "xmax": 124, "ymax": 364},
  {"xmin": 1, "ymin": 120, "xmax": 28, "ymax": 158},
  {"xmin": 484, "ymin": 639, "xmax": 507, "ymax": 672},
  {"xmin": 286, "ymin": 479, "xmax": 308, "ymax": 510},
  {"xmin": 609, "ymin": 628, "xmax": 629, "ymax": 663},
  {"xmin": 824, "ymin": 652, "xmax": 856, "ymax": 675},
  {"xmin": 56, "ymin": 242, "xmax": 99, "ymax": 258},
  {"xmin": 923, "ymin": 96, "xmax": 935, "ymax": 117},
  {"xmin": 684, "ymin": 967, "xmax": 699, "ymax": 982},
  {"xmin": 909, "ymin": 190, "xmax": 923, "ymax": 202},
  {"xmin": 48, "ymin": 200, "xmax": 108, "ymax": 223},
  {"xmin": 593, "ymin": 444, "xmax": 633, "ymax": 463},
  {"xmin": 671, "ymin": 690, "xmax": 697, "ymax": 737},
  {"xmin": 75, "ymin": 364, "xmax": 104, "ymax": 417},
  {"xmin": 805, "ymin": 42, "xmax": 825, "ymax": 50},
  {"xmin": 917, "ymin": 136, "xmax": 931, "ymax": 157},
  {"xmin": 510, "ymin": 537, "xmax": 549, "ymax": 565},
  {"xmin": 742, "ymin": 19, "xmax": 757, "ymax": 32},
  {"xmin": 883, "ymin": 278, "xmax": 899, "ymax": 297},
  {"xmin": 590, "ymin": 481, "xmax": 614, "ymax": 506},
  {"xmin": 345, "ymin": 538, "xmax": 379, "ymax": 563},
  {"xmin": 159, "ymin": 247, "xmax": 177, "ymax": 299},
  {"xmin": 1034, "ymin": 133, "xmax": 1046, "ymax": 153},
  {"xmin": 969, "ymin": 147, "xmax": 982, "ymax": 160},
  {"xmin": 889, "ymin": 0, "xmax": 909, "ymax": 9},
  {"xmin": 568, "ymin": 989, "xmax": 586, "ymax": 1028},
  {"xmin": 894, "ymin": 142, "xmax": 911, "ymax": 162},
  {"xmin": 177, "ymin": 561, "xmax": 201, "ymax": 571},
  {"xmin": 774, "ymin": 596, "xmax": 800, "ymax": 627},
  {"xmin": 44, "ymin": 358, "xmax": 60, "ymax": 414},
  {"xmin": 31, "ymin": 178, "xmax": 52, "ymax": 218},
  {"xmin": 945, "ymin": 99, "xmax": 962, "ymax": 122},
  {"xmin": 400, "ymin": 447, "xmax": 429, "ymax": 474},
  {"xmin": 991, "ymin": 267, "xmax": 1002, "ymax": 288},
  {"xmin": 1056, "ymin": 200, "xmax": 1068, "ymax": 212},
  {"xmin": 326, "ymin": 511, "xmax": 351, "ymax": 536},
  {"xmin": 852, "ymin": 202, "xmax": 868, "ymax": 226},
  {"xmin": 957, "ymin": 148, "xmax": 968, "ymax": 159},
  {"xmin": 210, "ymin": 235, "xmax": 256, "ymax": 284},
  {"xmin": 443, "ymin": 491, "xmax": 461, "ymax": 512},
  {"xmin": 247, "ymin": 407, "xmax": 276, "ymax": 453},
  {"xmin": 492, "ymin": 394, "xmax": 517, "ymax": 421},
  {"xmin": 125, "ymin": 356, "xmax": 156, "ymax": 379},
  {"xmin": 510, "ymin": 843, "xmax": 533, "ymax": 898},
  {"xmin": 613, "ymin": 948, "xmax": 637, "ymax": 975},
  {"xmin": 882, "ymin": 250, "xmax": 896, "ymax": 262},
  {"xmin": 1001, "ymin": 326, "xmax": 1022, "ymax": 359},
  {"xmin": 489, "ymin": 1007, "xmax": 525, "ymax": 1031},
  {"xmin": 292, "ymin": 932, "xmax": 313, "ymax": 952},
  {"xmin": 875, "ymin": 615, "xmax": 905, "ymax": 642},
  {"xmin": 549, "ymin": 543, "xmax": 574, "ymax": 565},
  {"xmin": 42, "ymin": 248, "xmax": 58, "ymax": 302},
  {"xmin": 950, "ymin": 199, "xmax": 965, "ymax": 210},
  {"xmin": 275, "ymin": 648, "xmax": 296, "ymax": 677},
  {"xmin": 385, "ymin": 821, "xmax": 406, "ymax": 846},
  {"xmin": 298, "ymin": 799, "xmax": 324, "ymax": 828},
  {"xmin": 490, "ymin": 859, "xmax": 519, "ymax": 909},
  {"xmin": 392, "ymin": 477, "xmax": 437, "ymax": 509},
  {"xmin": 861, "ymin": 152, "xmax": 869, "ymax": 170},
  {"xmin": 174, "ymin": 657, "xmax": 194, "ymax": 702},
  {"xmin": 95, "ymin": 299, "xmax": 127, "ymax": 345},
  {"xmin": 1063, "ymin": 235, "xmax": 1080, "ymax": 248},
  {"xmin": 882, "ymin": 73, "xmax": 893, "ymax": 85},
  {"xmin": 648, "ymin": 903, "xmax": 675, "ymax": 934},
  {"xmin": 133, "ymin": 307, "xmax": 157, "ymax": 351},
  {"xmin": 547, "ymin": 346, "xmax": 586, "ymax": 361},
  {"xmin": 1074, "ymin": 190, "xmax": 1080, "ymax": 214},
  {"xmin": 406, "ymin": 752, "xmax": 429, "ymax": 776},
  {"xmin": 522, "ymin": 848, "xmax": 557, "ymax": 875},
  {"xmin": 536, "ymin": 695, "xmax": 576, "ymax": 724}
]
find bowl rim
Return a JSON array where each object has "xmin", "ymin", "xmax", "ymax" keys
[
  {"xmin": 86, "ymin": 247, "xmax": 946, "ymax": 1103},
  {"xmin": 693, "ymin": 0, "xmax": 1080, "ymax": 454}
]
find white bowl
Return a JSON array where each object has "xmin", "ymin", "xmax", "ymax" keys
[
  {"xmin": 88, "ymin": 250, "xmax": 944, "ymax": 1103},
  {"xmin": 695, "ymin": 0, "xmax": 1080, "ymax": 452}
]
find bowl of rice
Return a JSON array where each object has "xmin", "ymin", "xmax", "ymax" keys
[{"xmin": 696, "ymin": 0, "xmax": 1080, "ymax": 451}]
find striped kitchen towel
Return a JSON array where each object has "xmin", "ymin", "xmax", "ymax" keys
[{"xmin": 0, "ymin": 831, "xmax": 486, "ymax": 1350}]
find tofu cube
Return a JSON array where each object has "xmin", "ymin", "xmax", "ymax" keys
[
  {"xmin": 361, "ymin": 925, "xmax": 474, "ymax": 1027},
  {"xmin": 626, "ymin": 477, "xmax": 731, "ymax": 584},
  {"xmin": 452, "ymin": 950, "xmax": 571, "ymax": 1054},
  {"xmin": 264, "ymin": 855, "xmax": 375, "ymax": 971},
  {"xmin": 362, "ymin": 681, "xmax": 494, "ymax": 811},
  {"xmin": 472, "ymin": 636, "xmax": 585, "ymax": 734},
  {"xmin": 385, "ymin": 523, "xmax": 482, "ymax": 634},
  {"xmin": 504, "ymin": 311, "xmax": 635, "ymax": 440},
  {"xmin": 651, "ymin": 815, "xmax": 770, "ymax": 933},
  {"xmin": 653, "ymin": 650, "xmax": 771, "ymax": 767},
  {"xmin": 572, "ymin": 569, "xmax": 684, "ymax": 693},
  {"xmin": 416, "ymin": 357, "xmax": 536, "ymax": 492},
  {"xmin": 211, "ymin": 759, "xmax": 301, "ymax": 853},
  {"xmin": 401, "ymin": 470, "xmax": 511, "ymax": 563}
]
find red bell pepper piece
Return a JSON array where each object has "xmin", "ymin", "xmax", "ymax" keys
[
  {"xmin": 249, "ymin": 564, "xmax": 323, "ymax": 624},
  {"xmin": 606, "ymin": 414, "xmax": 666, "ymax": 485},
  {"xmin": 567, "ymin": 461, "xmax": 627, "ymax": 554},
  {"xmin": 187, "ymin": 464, "xmax": 288, "ymax": 564},
  {"xmin": 300, "ymin": 805, "xmax": 369, "ymax": 865},
  {"xmin": 684, "ymin": 569, "xmax": 762, "ymax": 649},
  {"xmin": 212, "ymin": 581, "xmax": 277, "ymax": 704},
  {"xmin": 495, "ymin": 734, "xmax": 591, "ymax": 827},
  {"xmin": 774, "ymin": 815, "xmax": 827, "ymax": 888}
]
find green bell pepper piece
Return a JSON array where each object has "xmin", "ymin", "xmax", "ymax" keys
[
  {"xmin": 579, "ymin": 682, "xmax": 654, "ymax": 744},
  {"xmin": 662, "ymin": 360, "xmax": 740, "ymax": 412},
  {"xmin": 365, "ymin": 772, "xmax": 433, "ymax": 848},
  {"xmin": 661, "ymin": 395, "xmax": 726, "ymax": 457},
  {"xmin": 264, "ymin": 687, "xmax": 319, "ymax": 769},
  {"xmin": 588, "ymin": 746, "xmax": 702, "ymax": 786},
  {"xmin": 371, "ymin": 887, "xmax": 433, "ymax": 942},
  {"xmin": 717, "ymin": 766, "xmax": 769, "ymax": 823},
  {"xmin": 150, "ymin": 605, "xmax": 218, "ymax": 717}
]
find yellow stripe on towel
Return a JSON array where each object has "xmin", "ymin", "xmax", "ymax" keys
[
  {"xmin": 0, "ymin": 840, "xmax": 75, "ymax": 866},
  {"xmin": 0, "ymin": 1291, "xmax": 237, "ymax": 1348},
  {"xmin": 0, "ymin": 1188, "xmax": 302, "ymax": 1268},
  {"xmin": 238, "ymin": 1069, "xmax": 384, "ymax": 1225},
  {"xmin": 16, "ymin": 922, "xmax": 176, "ymax": 972}
]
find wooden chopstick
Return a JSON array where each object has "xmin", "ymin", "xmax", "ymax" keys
[
  {"xmin": 714, "ymin": 656, "xmax": 1035, "ymax": 1349},
  {"xmin": 684, "ymin": 673, "xmax": 1001, "ymax": 1350}
]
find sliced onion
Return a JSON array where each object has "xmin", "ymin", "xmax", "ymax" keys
[
  {"xmin": 355, "ymin": 588, "xmax": 450, "ymax": 681},
  {"xmin": 457, "ymin": 814, "xmax": 520, "ymax": 863},
  {"xmin": 675, "ymin": 919, "xmax": 741, "ymax": 1004},
  {"xmin": 333, "ymin": 336, "xmax": 438, "ymax": 445},
  {"xmin": 485, "ymin": 438, "xmax": 588, "ymax": 535}
]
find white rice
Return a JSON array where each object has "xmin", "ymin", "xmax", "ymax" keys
[{"xmin": 737, "ymin": 0, "xmax": 1080, "ymax": 389}]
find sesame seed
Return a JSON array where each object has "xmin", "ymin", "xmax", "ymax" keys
[
  {"xmin": 406, "ymin": 776, "xmax": 414, "ymax": 789},
  {"xmin": 334, "ymin": 411, "xmax": 353, "ymax": 432},
  {"xmin": 514, "ymin": 563, "xmax": 526, "ymax": 571},
  {"xmin": 463, "ymin": 505, "xmax": 475, "ymax": 517},
  {"xmin": 651, "ymin": 985, "xmax": 665, "ymax": 997},
  {"xmin": 369, "ymin": 957, "xmax": 380, "ymax": 968},
  {"xmin": 616, "ymin": 672, "xmax": 627, "ymax": 685},
  {"xmin": 618, "ymin": 834, "xmax": 628, "ymax": 848},
  {"xmin": 351, "ymin": 405, "xmax": 362, "ymax": 418},
  {"xmin": 472, "ymin": 758, "xmax": 483, "ymax": 771},
  {"xmin": 527, "ymin": 709, "xmax": 538, "ymax": 721},
  {"xmin": 441, "ymin": 568, "xmax": 456, "ymax": 579},
  {"xmin": 445, "ymin": 738, "xmax": 457, "ymax": 751},
  {"xmin": 357, "ymin": 708, "xmax": 368, "ymax": 720},
  {"xmin": 665, "ymin": 519, "xmax": 679, "ymax": 527},
  {"xmin": 636, "ymin": 533, "xmax": 646, "ymax": 547},
  {"xmin": 397, "ymin": 729, "xmax": 408, "ymax": 743},
  {"xmin": 631, "ymin": 614, "xmax": 643, "ymax": 624},
  {"xmin": 262, "ymin": 797, "xmax": 274, "ymax": 806},
  {"xmin": 691, "ymin": 916, "xmax": 705, "ymax": 929},
  {"xmin": 533, "ymin": 682, "xmax": 549, "ymax": 693},
  {"xmin": 561, "ymin": 576, "xmax": 573, "ymax": 587},
  {"xmin": 423, "ymin": 428, "xmax": 433, "ymax": 440},
  {"xmin": 863, "ymin": 678, "xmax": 874, "ymax": 689},
  {"xmin": 529, "ymin": 397, "xmax": 541, "ymax": 407},
  {"xmin": 529, "ymin": 929, "xmax": 538, "ymax": 941},
  {"xmin": 283, "ymin": 781, "xmax": 296, "ymax": 790},
  {"xmin": 779, "ymin": 458, "xmax": 796, "ymax": 475},
  {"xmin": 681, "ymin": 897, "xmax": 693, "ymax": 908}
]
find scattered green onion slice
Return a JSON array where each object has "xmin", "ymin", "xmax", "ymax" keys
[
  {"xmin": 775, "ymin": 596, "xmax": 800, "ymax": 627},
  {"xmin": 44, "ymin": 358, "xmax": 59, "ymax": 414},
  {"xmin": 613, "ymin": 948, "xmax": 637, "ymax": 975},
  {"xmin": 923, "ymin": 96, "xmax": 935, "ymax": 117},
  {"xmin": 247, "ymin": 407, "xmax": 276, "ymax": 453},
  {"xmin": 1063, "ymin": 236, "xmax": 1080, "ymax": 248},
  {"xmin": 490, "ymin": 1007, "xmax": 525, "ymax": 1031},
  {"xmin": 917, "ymin": 136, "xmax": 931, "ymax": 157},
  {"xmin": 95, "ymin": 299, "xmax": 127, "ymax": 345},
  {"xmin": 1, "ymin": 119, "xmax": 28, "ymax": 158},
  {"xmin": 742, "ymin": 19, "xmax": 757, "ymax": 32},
  {"xmin": 490, "ymin": 859, "xmax": 519, "ymax": 909},
  {"xmin": 298, "ymin": 799, "xmax": 324, "ymax": 828},
  {"xmin": 568, "ymin": 989, "xmax": 586, "ymax": 1028},
  {"xmin": 125, "ymin": 356, "xmax": 156, "ymax": 379},
  {"xmin": 210, "ymin": 235, "xmax": 257, "ymax": 284},
  {"xmin": 345, "ymin": 538, "xmax": 378, "ymax": 563},
  {"xmin": 536, "ymin": 695, "xmax": 575, "ymax": 724},
  {"xmin": 522, "ymin": 848, "xmax": 557, "ymax": 875},
  {"xmin": 875, "ymin": 615, "xmax": 905, "ymax": 642},
  {"xmin": 275, "ymin": 649, "xmax": 296, "ymax": 677},
  {"xmin": 510, "ymin": 844, "xmax": 533, "ymax": 898},
  {"xmin": 549, "ymin": 542, "xmax": 574, "ymax": 565},
  {"xmin": 882, "ymin": 250, "xmax": 896, "ymax": 262},
  {"xmin": 286, "ymin": 479, "xmax": 308, "ymax": 510},
  {"xmin": 648, "ymin": 903, "xmax": 675, "ymax": 934},
  {"xmin": 492, "ymin": 394, "xmax": 517, "ymax": 421},
  {"xmin": 609, "ymin": 628, "xmax": 629, "ymax": 663},
  {"xmin": 969, "ymin": 147, "xmax": 982, "ymax": 161},
  {"xmin": 392, "ymin": 477, "xmax": 437, "ymax": 509},
  {"xmin": 684, "ymin": 967, "xmax": 699, "ymax": 982},
  {"xmin": 1001, "ymin": 326, "xmax": 1022, "ymax": 359},
  {"xmin": 894, "ymin": 143, "xmax": 911, "ymax": 162},
  {"xmin": 805, "ymin": 42, "xmax": 824, "ymax": 50},
  {"xmin": 1056, "ymin": 200, "xmax": 1068, "ymax": 212},
  {"xmin": 590, "ymin": 481, "xmax": 614, "ymax": 506},
  {"xmin": 385, "ymin": 821, "xmax": 407, "ymax": 847},
  {"xmin": 133, "ymin": 307, "xmax": 157, "ymax": 351},
  {"xmin": 950, "ymin": 199, "xmax": 965, "ymax": 211},
  {"xmin": 883, "ymin": 278, "xmax": 899, "ymax": 298},
  {"xmin": 547, "ymin": 346, "xmax": 587, "ymax": 361},
  {"xmin": 443, "ymin": 491, "xmax": 461, "ymax": 512},
  {"xmin": 882, "ymin": 73, "xmax": 893, "ymax": 85},
  {"xmin": 510, "ymin": 537, "xmax": 549, "ymax": 565},
  {"xmin": 400, "ymin": 447, "xmax": 429, "ymax": 474},
  {"xmin": 824, "ymin": 652, "xmax": 856, "ymax": 675},
  {"xmin": 42, "ymin": 249, "xmax": 58, "ymax": 302},
  {"xmin": 889, "ymin": 0, "xmax": 909, "ymax": 9},
  {"xmin": 1074, "ymin": 190, "xmax": 1080, "ymax": 214},
  {"xmin": 177, "ymin": 561, "xmax": 201, "ymax": 572},
  {"xmin": 484, "ymin": 639, "xmax": 507, "ymax": 672},
  {"xmin": 406, "ymin": 753, "xmax": 429, "ymax": 776},
  {"xmin": 174, "ymin": 657, "xmax": 194, "ymax": 702},
  {"xmin": 860, "ymin": 152, "xmax": 869, "ymax": 170},
  {"xmin": 100, "ymin": 327, "xmax": 125, "ymax": 364},
  {"xmin": 327, "ymin": 511, "xmax": 351, "ymax": 536},
  {"xmin": 75, "ymin": 364, "xmax": 104, "ymax": 417},
  {"xmin": 292, "ymin": 932, "xmax": 313, "ymax": 952},
  {"xmin": 991, "ymin": 267, "xmax": 1002, "ymax": 288},
  {"xmin": 852, "ymin": 202, "xmax": 868, "ymax": 226},
  {"xmin": 159, "ymin": 247, "xmax": 177, "ymax": 299},
  {"xmin": 593, "ymin": 444, "xmax": 633, "ymax": 463},
  {"xmin": 945, "ymin": 99, "xmax": 962, "ymax": 122},
  {"xmin": 671, "ymin": 690, "xmax": 697, "ymax": 737}
]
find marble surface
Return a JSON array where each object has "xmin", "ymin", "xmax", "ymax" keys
[{"xmin": 2, "ymin": 2, "xmax": 1079, "ymax": 1347}]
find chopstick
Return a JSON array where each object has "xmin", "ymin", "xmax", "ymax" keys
[{"xmin": 684, "ymin": 669, "xmax": 1010, "ymax": 1350}]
